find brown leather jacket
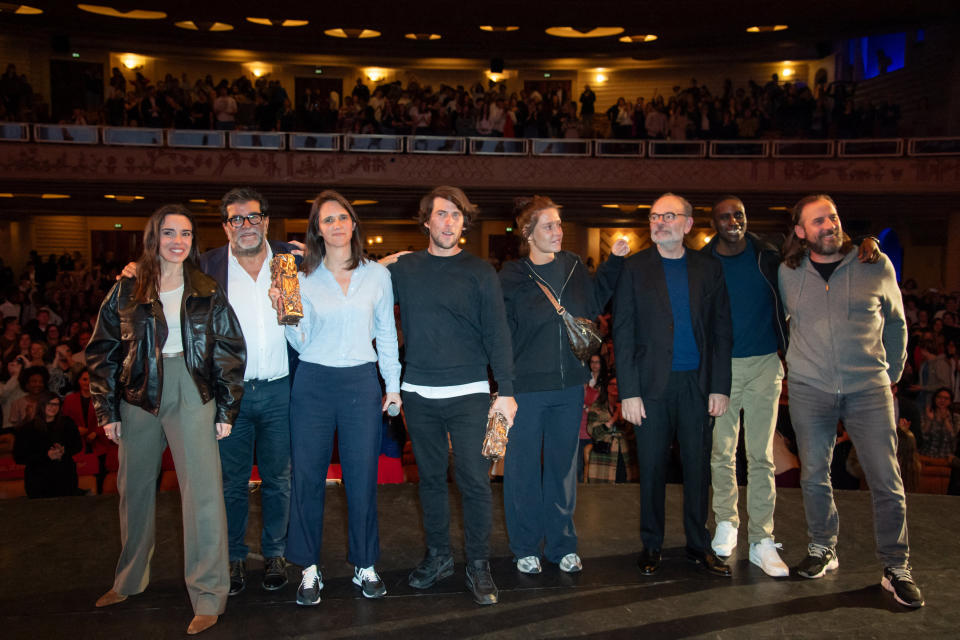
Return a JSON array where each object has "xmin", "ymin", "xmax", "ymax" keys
[{"xmin": 86, "ymin": 261, "xmax": 246, "ymax": 426}]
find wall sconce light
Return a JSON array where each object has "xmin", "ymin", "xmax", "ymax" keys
[
  {"xmin": 121, "ymin": 54, "xmax": 145, "ymax": 70},
  {"xmin": 364, "ymin": 67, "xmax": 387, "ymax": 83}
]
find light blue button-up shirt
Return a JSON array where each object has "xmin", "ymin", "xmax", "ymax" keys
[{"xmin": 285, "ymin": 259, "xmax": 401, "ymax": 393}]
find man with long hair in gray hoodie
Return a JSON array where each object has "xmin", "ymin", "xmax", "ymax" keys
[{"xmin": 779, "ymin": 194, "xmax": 923, "ymax": 608}]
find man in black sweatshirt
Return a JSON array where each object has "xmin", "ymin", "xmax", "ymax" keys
[{"xmin": 387, "ymin": 186, "xmax": 517, "ymax": 606}]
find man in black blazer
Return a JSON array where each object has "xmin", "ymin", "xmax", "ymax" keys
[
  {"xmin": 201, "ymin": 187, "xmax": 301, "ymax": 597},
  {"xmin": 613, "ymin": 192, "xmax": 733, "ymax": 577}
]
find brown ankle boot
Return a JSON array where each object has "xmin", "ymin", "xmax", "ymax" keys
[
  {"xmin": 187, "ymin": 614, "xmax": 218, "ymax": 635},
  {"xmin": 95, "ymin": 589, "xmax": 127, "ymax": 607}
]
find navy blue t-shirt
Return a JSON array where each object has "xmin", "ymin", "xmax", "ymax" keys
[
  {"xmin": 662, "ymin": 255, "xmax": 700, "ymax": 371},
  {"xmin": 714, "ymin": 242, "xmax": 778, "ymax": 358}
]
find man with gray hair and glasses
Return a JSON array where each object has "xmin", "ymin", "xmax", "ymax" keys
[{"xmin": 613, "ymin": 192, "xmax": 733, "ymax": 578}]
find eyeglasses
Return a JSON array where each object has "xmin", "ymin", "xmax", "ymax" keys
[
  {"xmin": 224, "ymin": 213, "xmax": 265, "ymax": 228},
  {"xmin": 648, "ymin": 212, "xmax": 690, "ymax": 223}
]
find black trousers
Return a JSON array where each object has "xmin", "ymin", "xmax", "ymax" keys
[
  {"xmin": 633, "ymin": 370, "xmax": 712, "ymax": 554},
  {"xmin": 402, "ymin": 391, "xmax": 492, "ymax": 563}
]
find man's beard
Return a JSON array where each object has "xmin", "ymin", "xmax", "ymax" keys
[
  {"xmin": 232, "ymin": 233, "xmax": 264, "ymax": 257},
  {"xmin": 808, "ymin": 230, "xmax": 841, "ymax": 256},
  {"xmin": 430, "ymin": 230, "xmax": 460, "ymax": 250}
]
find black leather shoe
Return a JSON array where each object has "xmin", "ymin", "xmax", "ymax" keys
[
  {"xmin": 637, "ymin": 548, "xmax": 662, "ymax": 575},
  {"xmin": 229, "ymin": 560, "xmax": 246, "ymax": 596},
  {"xmin": 408, "ymin": 548, "xmax": 455, "ymax": 589},
  {"xmin": 687, "ymin": 550, "xmax": 732, "ymax": 577},
  {"xmin": 465, "ymin": 559, "xmax": 499, "ymax": 606},
  {"xmin": 263, "ymin": 557, "xmax": 288, "ymax": 591}
]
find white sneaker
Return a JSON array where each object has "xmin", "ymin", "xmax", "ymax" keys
[
  {"xmin": 352, "ymin": 565, "xmax": 387, "ymax": 598},
  {"xmin": 749, "ymin": 538, "xmax": 789, "ymax": 577},
  {"xmin": 712, "ymin": 520, "xmax": 738, "ymax": 557},
  {"xmin": 296, "ymin": 565, "xmax": 323, "ymax": 606},
  {"xmin": 559, "ymin": 553, "xmax": 583, "ymax": 573},
  {"xmin": 516, "ymin": 555, "xmax": 542, "ymax": 574}
]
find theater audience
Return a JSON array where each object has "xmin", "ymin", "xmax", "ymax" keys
[{"xmin": 0, "ymin": 59, "xmax": 915, "ymax": 141}]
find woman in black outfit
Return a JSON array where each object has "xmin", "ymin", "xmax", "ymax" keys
[
  {"xmin": 499, "ymin": 195, "xmax": 628, "ymax": 574},
  {"xmin": 13, "ymin": 391, "xmax": 81, "ymax": 498}
]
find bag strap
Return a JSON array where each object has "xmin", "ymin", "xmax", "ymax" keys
[{"xmin": 533, "ymin": 280, "xmax": 566, "ymax": 316}]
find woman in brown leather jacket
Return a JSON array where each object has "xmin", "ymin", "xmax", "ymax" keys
[{"xmin": 86, "ymin": 204, "xmax": 245, "ymax": 636}]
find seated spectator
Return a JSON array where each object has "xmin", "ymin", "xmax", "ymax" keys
[
  {"xmin": 8, "ymin": 365, "xmax": 49, "ymax": 427},
  {"xmin": 579, "ymin": 354, "xmax": 607, "ymax": 482},
  {"xmin": 586, "ymin": 377, "xmax": 638, "ymax": 483},
  {"xmin": 0, "ymin": 357, "xmax": 27, "ymax": 426},
  {"xmin": 13, "ymin": 392, "xmax": 81, "ymax": 498},
  {"xmin": 896, "ymin": 414, "xmax": 922, "ymax": 493},
  {"xmin": 912, "ymin": 337, "xmax": 952, "ymax": 409},
  {"xmin": 0, "ymin": 316, "xmax": 20, "ymax": 362},
  {"xmin": 918, "ymin": 388, "xmax": 959, "ymax": 460},
  {"xmin": 23, "ymin": 306, "xmax": 54, "ymax": 342},
  {"xmin": 62, "ymin": 368, "xmax": 112, "ymax": 493},
  {"xmin": 44, "ymin": 324, "xmax": 60, "ymax": 351},
  {"xmin": 48, "ymin": 343, "xmax": 81, "ymax": 396},
  {"xmin": 28, "ymin": 340, "xmax": 48, "ymax": 366}
]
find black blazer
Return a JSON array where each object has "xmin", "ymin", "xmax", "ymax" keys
[
  {"xmin": 612, "ymin": 246, "xmax": 733, "ymax": 401},
  {"xmin": 198, "ymin": 240, "xmax": 300, "ymax": 292}
]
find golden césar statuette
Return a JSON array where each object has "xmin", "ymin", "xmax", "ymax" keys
[
  {"xmin": 269, "ymin": 254, "xmax": 303, "ymax": 326},
  {"xmin": 481, "ymin": 396, "xmax": 511, "ymax": 460}
]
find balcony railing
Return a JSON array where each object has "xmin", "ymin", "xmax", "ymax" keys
[{"xmin": 2, "ymin": 124, "xmax": 958, "ymax": 158}]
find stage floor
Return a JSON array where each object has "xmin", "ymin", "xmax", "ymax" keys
[{"xmin": 1, "ymin": 484, "xmax": 956, "ymax": 639}]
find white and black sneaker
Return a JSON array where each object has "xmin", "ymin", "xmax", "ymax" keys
[
  {"xmin": 353, "ymin": 565, "xmax": 387, "ymax": 599},
  {"xmin": 296, "ymin": 565, "xmax": 323, "ymax": 606},
  {"xmin": 882, "ymin": 566, "xmax": 925, "ymax": 608},
  {"xmin": 795, "ymin": 543, "xmax": 839, "ymax": 579}
]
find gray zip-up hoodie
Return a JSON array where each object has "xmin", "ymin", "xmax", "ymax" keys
[{"xmin": 778, "ymin": 250, "xmax": 906, "ymax": 394}]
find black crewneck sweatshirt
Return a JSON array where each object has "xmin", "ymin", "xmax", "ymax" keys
[{"xmin": 389, "ymin": 250, "xmax": 515, "ymax": 395}]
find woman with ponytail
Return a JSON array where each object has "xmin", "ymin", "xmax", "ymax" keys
[{"xmin": 498, "ymin": 196, "xmax": 629, "ymax": 575}]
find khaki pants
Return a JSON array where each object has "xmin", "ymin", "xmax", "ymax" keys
[
  {"xmin": 710, "ymin": 353, "xmax": 783, "ymax": 543},
  {"xmin": 113, "ymin": 356, "xmax": 228, "ymax": 616}
]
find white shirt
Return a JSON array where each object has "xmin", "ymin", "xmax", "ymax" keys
[
  {"xmin": 227, "ymin": 245, "xmax": 290, "ymax": 381},
  {"xmin": 284, "ymin": 260, "xmax": 401, "ymax": 392},
  {"xmin": 159, "ymin": 285, "xmax": 184, "ymax": 354},
  {"xmin": 400, "ymin": 380, "xmax": 490, "ymax": 399}
]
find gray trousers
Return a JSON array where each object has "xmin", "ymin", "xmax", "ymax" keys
[
  {"xmin": 113, "ymin": 356, "xmax": 229, "ymax": 615},
  {"xmin": 788, "ymin": 380, "xmax": 909, "ymax": 568}
]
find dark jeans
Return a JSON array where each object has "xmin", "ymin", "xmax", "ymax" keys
[
  {"xmin": 218, "ymin": 376, "xmax": 291, "ymax": 562},
  {"xmin": 634, "ymin": 370, "xmax": 712, "ymax": 554},
  {"xmin": 402, "ymin": 391, "xmax": 491, "ymax": 562},
  {"xmin": 286, "ymin": 363, "xmax": 383, "ymax": 569},
  {"xmin": 504, "ymin": 385, "xmax": 583, "ymax": 562}
]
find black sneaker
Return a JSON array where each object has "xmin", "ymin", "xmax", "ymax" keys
[
  {"xmin": 408, "ymin": 548, "xmax": 454, "ymax": 589},
  {"xmin": 353, "ymin": 565, "xmax": 387, "ymax": 598},
  {"xmin": 795, "ymin": 543, "xmax": 839, "ymax": 579},
  {"xmin": 228, "ymin": 560, "xmax": 246, "ymax": 596},
  {"xmin": 465, "ymin": 559, "xmax": 499, "ymax": 606},
  {"xmin": 296, "ymin": 566, "xmax": 323, "ymax": 606},
  {"xmin": 882, "ymin": 566, "xmax": 925, "ymax": 608},
  {"xmin": 263, "ymin": 557, "xmax": 288, "ymax": 591}
]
